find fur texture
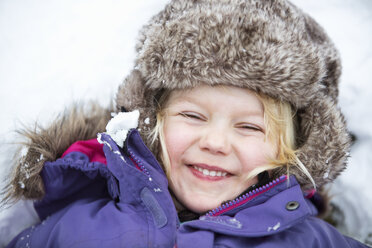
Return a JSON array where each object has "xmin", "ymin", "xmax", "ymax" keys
[
  {"xmin": 2, "ymin": 104, "xmax": 112, "ymax": 204},
  {"xmin": 4, "ymin": 0, "xmax": 351, "ymax": 203},
  {"xmin": 116, "ymin": 0, "xmax": 351, "ymax": 190}
]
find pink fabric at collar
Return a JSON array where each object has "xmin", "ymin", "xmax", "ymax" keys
[{"xmin": 62, "ymin": 138, "xmax": 107, "ymax": 165}]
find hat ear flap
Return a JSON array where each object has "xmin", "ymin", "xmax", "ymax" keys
[
  {"xmin": 116, "ymin": 69, "xmax": 158, "ymax": 147},
  {"xmin": 116, "ymin": 70, "xmax": 148, "ymax": 113},
  {"xmin": 273, "ymin": 96, "xmax": 350, "ymax": 190}
]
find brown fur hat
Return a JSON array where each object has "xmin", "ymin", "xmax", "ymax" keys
[{"xmin": 116, "ymin": 0, "xmax": 351, "ymax": 190}]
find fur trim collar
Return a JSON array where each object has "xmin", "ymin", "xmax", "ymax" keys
[{"xmin": 2, "ymin": 104, "xmax": 111, "ymax": 204}]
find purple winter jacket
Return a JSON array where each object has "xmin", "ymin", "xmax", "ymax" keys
[{"xmin": 6, "ymin": 130, "xmax": 368, "ymax": 248}]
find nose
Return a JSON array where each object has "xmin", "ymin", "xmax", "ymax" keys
[{"xmin": 199, "ymin": 124, "xmax": 231, "ymax": 155}]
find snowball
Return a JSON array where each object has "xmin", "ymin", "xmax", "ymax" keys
[{"xmin": 105, "ymin": 110, "xmax": 140, "ymax": 148}]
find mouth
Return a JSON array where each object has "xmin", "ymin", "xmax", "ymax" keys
[{"xmin": 187, "ymin": 163, "xmax": 231, "ymax": 181}]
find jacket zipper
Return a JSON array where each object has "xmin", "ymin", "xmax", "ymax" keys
[
  {"xmin": 127, "ymin": 147, "xmax": 153, "ymax": 181},
  {"xmin": 205, "ymin": 175, "xmax": 287, "ymax": 217}
]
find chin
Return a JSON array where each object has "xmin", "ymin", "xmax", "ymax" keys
[{"xmin": 184, "ymin": 198, "xmax": 222, "ymax": 214}]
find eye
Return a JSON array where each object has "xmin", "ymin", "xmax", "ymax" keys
[
  {"xmin": 236, "ymin": 123, "xmax": 263, "ymax": 132},
  {"xmin": 179, "ymin": 112, "xmax": 205, "ymax": 121}
]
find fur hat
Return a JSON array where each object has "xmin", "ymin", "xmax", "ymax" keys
[{"xmin": 116, "ymin": 0, "xmax": 351, "ymax": 190}]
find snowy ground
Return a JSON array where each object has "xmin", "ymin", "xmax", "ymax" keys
[{"xmin": 0, "ymin": 0, "xmax": 371, "ymax": 246}]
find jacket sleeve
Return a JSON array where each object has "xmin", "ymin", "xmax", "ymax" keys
[
  {"xmin": 33, "ymin": 138, "xmax": 109, "ymax": 220},
  {"xmin": 7, "ymin": 132, "xmax": 177, "ymax": 248}
]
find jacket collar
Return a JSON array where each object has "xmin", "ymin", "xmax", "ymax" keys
[
  {"xmin": 98, "ymin": 129, "xmax": 168, "ymax": 188},
  {"xmin": 181, "ymin": 175, "xmax": 318, "ymax": 237}
]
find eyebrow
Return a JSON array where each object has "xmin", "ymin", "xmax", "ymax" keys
[
  {"xmin": 167, "ymin": 93, "xmax": 201, "ymax": 106},
  {"xmin": 170, "ymin": 95, "xmax": 264, "ymax": 117}
]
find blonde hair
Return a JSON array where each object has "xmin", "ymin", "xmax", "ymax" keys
[
  {"xmin": 150, "ymin": 89, "xmax": 316, "ymax": 188},
  {"xmin": 252, "ymin": 94, "xmax": 315, "ymax": 188}
]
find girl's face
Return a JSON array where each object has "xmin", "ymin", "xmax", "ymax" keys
[{"xmin": 163, "ymin": 85, "xmax": 277, "ymax": 213}]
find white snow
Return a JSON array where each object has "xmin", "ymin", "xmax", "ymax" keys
[
  {"xmin": 144, "ymin": 117, "xmax": 150, "ymax": 125},
  {"xmin": 267, "ymin": 222, "xmax": 281, "ymax": 232},
  {"xmin": 18, "ymin": 182, "xmax": 25, "ymax": 190},
  {"xmin": 37, "ymin": 154, "xmax": 44, "ymax": 162},
  {"xmin": 96, "ymin": 133, "xmax": 112, "ymax": 151},
  {"xmin": 104, "ymin": 110, "xmax": 140, "ymax": 148},
  {"xmin": 20, "ymin": 147, "xmax": 28, "ymax": 158},
  {"xmin": 0, "ymin": 0, "xmax": 371, "ymax": 246}
]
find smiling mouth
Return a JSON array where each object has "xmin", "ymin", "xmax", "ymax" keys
[
  {"xmin": 192, "ymin": 165, "xmax": 227, "ymax": 177},
  {"xmin": 188, "ymin": 164, "xmax": 231, "ymax": 180}
]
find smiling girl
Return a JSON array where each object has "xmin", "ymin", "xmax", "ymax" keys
[
  {"xmin": 161, "ymin": 85, "xmax": 279, "ymax": 213},
  {"xmin": 3, "ymin": 0, "xmax": 368, "ymax": 247}
]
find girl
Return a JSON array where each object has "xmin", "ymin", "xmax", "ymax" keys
[{"xmin": 3, "ymin": 0, "xmax": 369, "ymax": 247}]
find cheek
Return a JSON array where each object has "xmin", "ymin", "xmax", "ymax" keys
[
  {"xmin": 266, "ymin": 139, "xmax": 279, "ymax": 162},
  {"xmin": 163, "ymin": 121, "xmax": 190, "ymax": 165},
  {"xmin": 261, "ymin": 140, "xmax": 277, "ymax": 160},
  {"xmin": 240, "ymin": 140, "xmax": 277, "ymax": 170}
]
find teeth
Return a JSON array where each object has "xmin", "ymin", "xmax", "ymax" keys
[{"xmin": 193, "ymin": 165, "xmax": 227, "ymax": 177}]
